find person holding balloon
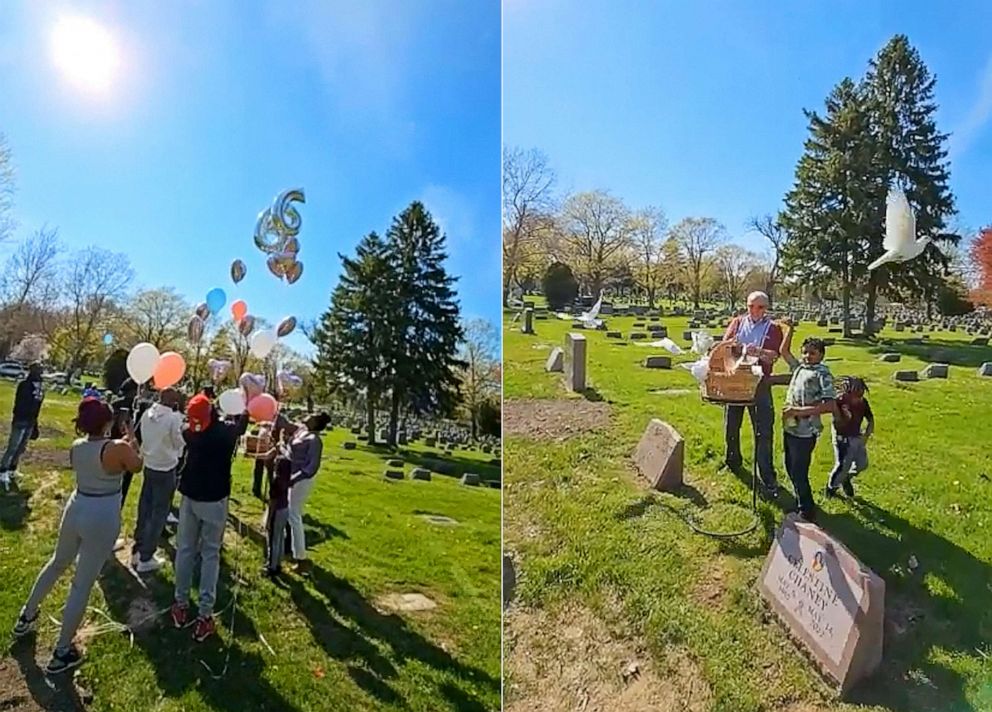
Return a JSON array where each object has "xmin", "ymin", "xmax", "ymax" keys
[
  {"xmin": 12, "ymin": 398, "xmax": 143, "ymax": 674},
  {"xmin": 284, "ymin": 411, "xmax": 331, "ymax": 575}
]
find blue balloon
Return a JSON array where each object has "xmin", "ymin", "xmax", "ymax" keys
[
  {"xmin": 205, "ymin": 288, "xmax": 227, "ymax": 314},
  {"xmin": 103, "ymin": 333, "xmax": 113, "ymax": 345}
]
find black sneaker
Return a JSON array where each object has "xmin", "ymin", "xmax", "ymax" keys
[
  {"xmin": 841, "ymin": 480, "xmax": 855, "ymax": 497},
  {"xmin": 45, "ymin": 645, "xmax": 82, "ymax": 674},
  {"xmin": 13, "ymin": 611, "xmax": 38, "ymax": 638},
  {"xmin": 762, "ymin": 481, "xmax": 780, "ymax": 499},
  {"xmin": 798, "ymin": 508, "xmax": 817, "ymax": 524}
]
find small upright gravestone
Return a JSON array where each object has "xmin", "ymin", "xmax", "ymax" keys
[
  {"xmin": 922, "ymin": 363, "xmax": 949, "ymax": 379},
  {"xmin": 460, "ymin": 473, "xmax": 481, "ymax": 486},
  {"xmin": 565, "ymin": 333, "xmax": 587, "ymax": 392},
  {"xmin": 545, "ymin": 347, "xmax": 564, "ymax": 373},
  {"xmin": 606, "ymin": 331, "xmax": 622, "ymax": 339},
  {"xmin": 642, "ymin": 356, "xmax": 672, "ymax": 369},
  {"xmin": 878, "ymin": 353, "xmax": 901, "ymax": 363},
  {"xmin": 758, "ymin": 514, "xmax": 884, "ymax": 694},
  {"xmin": 979, "ymin": 362, "xmax": 992, "ymax": 377},
  {"xmin": 632, "ymin": 419, "xmax": 684, "ymax": 492},
  {"xmin": 343, "ymin": 441, "xmax": 357, "ymax": 450},
  {"xmin": 411, "ymin": 468, "xmax": 431, "ymax": 481},
  {"xmin": 521, "ymin": 308, "xmax": 534, "ymax": 334},
  {"xmin": 384, "ymin": 469, "xmax": 405, "ymax": 480},
  {"xmin": 630, "ymin": 332, "xmax": 648, "ymax": 341},
  {"xmin": 893, "ymin": 370, "xmax": 919, "ymax": 383}
]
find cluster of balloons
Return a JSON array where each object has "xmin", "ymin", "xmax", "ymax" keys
[
  {"xmin": 215, "ymin": 372, "xmax": 277, "ymax": 422},
  {"xmin": 126, "ymin": 343, "xmax": 187, "ymax": 389},
  {"xmin": 255, "ymin": 188, "xmax": 305, "ymax": 284}
]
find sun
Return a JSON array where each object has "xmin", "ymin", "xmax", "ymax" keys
[{"xmin": 50, "ymin": 15, "xmax": 121, "ymax": 94}]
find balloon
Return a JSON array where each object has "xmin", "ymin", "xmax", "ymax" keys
[
  {"xmin": 266, "ymin": 254, "xmax": 287, "ymax": 279},
  {"xmin": 276, "ymin": 316, "xmax": 297, "ymax": 338},
  {"xmin": 218, "ymin": 388, "xmax": 245, "ymax": 416},
  {"xmin": 250, "ymin": 329, "xmax": 277, "ymax": 359},
  {"xmin": 269, "ymin": 188, "xmax": 305, "ymax": 237},
  {"xmin": 188, "ymin": 315, "xmax": 204, "ymax": 344},
  {"xmin": 239, "ymin": 372, "xmax": 265, "ymax": 400},
  {"xmin": 195, "ymin": 302, "xmax": 211, "ymax": 321},
  {"xmin": 285, "ymin": 260, "xmax": 303, "ymax": 284},
  {"xmin": 247, "ymin": 393, "xmax": 279, "ymax": 422},
  {"xmin": 126, "ymin": 343, "xmax": 160, "ymax": 384},
  {"xmin": 152, "ymin": 352, "xmax": 186, "ymax": 389},
  {"xmin": 231, "ymin": 300, "xmax": 248, "ymax": 322},
  {"xmin": 206, "ymin": 288, "xmax": 227, "ymax": 315},
  {"xmin": 103, "ymin": 333, "xmax": 113, "ymax": 345},
  {"xmin": 207, "ymin": 358, "xmax": 231, "ymax": 382},
  {"xmin": 273, "ymin": 250, "xmax": 296, "ymax": 273},
  {"xmin": 238, "ymin": 314, "xmax": 256, "ymax": 337},
  {"xmin": 282, "ymin": 236, "xmax": 300, "ymax": 255},
  {"xmin": 277, "ymin": 370, "xmax": 303, "ymax": 392},
  {"xmin": 231, "ymin": 259, "xmax": 247, "ymax": 284}
]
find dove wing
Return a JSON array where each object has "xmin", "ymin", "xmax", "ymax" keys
[{"xmin": 884, "ymin": 189, "xmax": 914, "ymax": 252}]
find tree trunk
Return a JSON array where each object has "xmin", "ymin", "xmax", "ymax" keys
[
  {"xmin": 865, "ymin": 273, "xmax": 880, "ymax": 337},
  {"xmin": 366, "ymin": 388, "xmax": 377, "ymax": 445},
  {"xmin": 388, "ymin": 390, "xmax": 400, "ymax": 447}
]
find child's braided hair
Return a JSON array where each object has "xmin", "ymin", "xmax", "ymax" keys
[{"xmin": 838, "ymin": 375, "xmax": 869, "ymax": 395}]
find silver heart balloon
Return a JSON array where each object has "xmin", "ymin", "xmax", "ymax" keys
[
  {"xmin": 231, "ymin": 259, "xmax": 247, "ymax": 284},
  {"xmin": 273, "ymin": 250, "xmax": 297, "ymax": 273},
  {"xmin": 238, "ymin": 314, "xmax": 256, "ymax": 337},
  {"xmin": 188, "ymin": 315, "xmax": 204, "ymax": 344},
  {"xmin": 195, "ymin": 302, "xmax": 210, "ymax": 321},
  {"xmin": 285, "ymin": 260, "xmax": 303, "ymax": 285},
  {"xmin": 208, "ymin": 358, "xmax": 231, "ymax": 382},
  {"xmin": 282, "ymin": 236, "xmax": 300, "ymax": 255},
  {"xmin": 266, "ymin": 254, "xmax": 286, "ymax": 279},
  {"xmin": 276, "ymin": 316, "xmax": 297, "ymax": 338}
]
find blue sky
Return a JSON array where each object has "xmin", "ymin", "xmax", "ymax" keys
[
  {"xmin": 0, "ymin": 1, "xmax": 500, "ymax": 355},
  {"xmin": 503, "ymin": 0, "xmax": 992, "ymax": 255}
]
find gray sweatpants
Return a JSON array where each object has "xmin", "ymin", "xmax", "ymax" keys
[
  {"xmin": 174, "ymin": 496, "xmax": 227, "ymax": 617},
  {"xmin": 133, "ymin": 467, "xmax": 177, "ymax": 562},
  {"xmin": 266, "ymin": 506, "xmax": 289, "ymax": 571},
  {"xmin": 22, "ymin": 491, "xmax": 121, "ymax": 652}
]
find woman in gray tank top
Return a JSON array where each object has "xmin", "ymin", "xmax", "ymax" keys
[{"xmin": 12, "ymin": 398, "xmax": 143, "ymax": 674}]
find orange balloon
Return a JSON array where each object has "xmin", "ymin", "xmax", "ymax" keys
[
  {"xmin": 247, "ymin": 393, "xmax": 278, "ymax": 422},
  {"xmin": 231, "ymin": 299, "xmax": 248, "ymax": 322},
  {"xmin": 152, "ymin": 352, "xmax": 187, "ymax": 389}
]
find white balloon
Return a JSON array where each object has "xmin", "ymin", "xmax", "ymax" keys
[
  {"xmin": 126, "ymin": 343, "xmax": 160, "ymax": 384},
  {"xmin": 249, "ymin": 329, "xmax": 277, "ymax": 359},
  {"xmin": 218, "ymin": 388, "xmax": 246, "ymax": 416}
]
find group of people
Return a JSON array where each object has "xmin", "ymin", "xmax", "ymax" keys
[
  {"xmin": 7, "ymin": 373, "xmax": 331, "ymax": 675},
  {"xmin": 721, "ymin": 291, "xmax": 875, "ymax": 523}
]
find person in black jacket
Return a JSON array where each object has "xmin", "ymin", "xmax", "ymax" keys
[
  {"xmin": 1, "ymin": 363, "xmax": 45, "ymax": 484},
  {"xmin": 170, "ymin": 394, "xmax": 249, "ymax": 642}
]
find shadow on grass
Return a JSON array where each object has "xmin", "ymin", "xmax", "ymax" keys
[
  {"xmin": 581, "ymin": 387, "xmax": 608, "ymax": 403},
  {"xmin": 0, "ymin": 483, "xmax": 30, "ymax": 531},
  {"xmin": 377, "ymin": 449, "xmax": 500, "ymax": 484},
  {"xmin": 6, "ymin": 644, "xmax": 88, "ymax": 711},
  {"xmin": 287, "ymin": 563, "xmax": 499, "ymax": 710},
  {"xmin": 862, "ymin": 338, "xmax": 992, "ymax": 369},
  {"xmin": 96, "ymin": 539, "xmax": 301, "ymax": 712},
  {"xmin": 817, "ymin": 498, "xmax": 992, "ymax": 711}
]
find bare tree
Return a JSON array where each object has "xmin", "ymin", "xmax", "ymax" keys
[
  {"xmin": 122, "ymin": 287, "xmax": 191, "ymax": 350},
  {"xmin": 629, "ymin": 207, "xmax": 667, "ymax": 307},
  {"xmin": 459, "ymin": 318, "xmax": 499, "ymax": 440},
  {"xmin": 713, "ymin": 244, "xmax": 760, "ymax": 310},
  {"xmin": 671, "ymin": 217, "xmax": 727, "ymax": 309},
  {"xmin": 560, "ymin": 191, "xmax": 632, "ymax": 295},
  {"xmin": 746, "ymin": 215, "xmax": 787, "ymax": 304},
  {"xmin": 0, "ymin": 133, "xmax": 15, "ymax": 245},
  {"xmin": 502, "ymin": 147, "xmax": 557, "ymax": 305},
  {"xmin": 55, "ymin": 248, "xmax": 134, "ymax": 372},
  {"xmin": 0, "ymin": 227, "xmax": 62, "ymax": 355}
]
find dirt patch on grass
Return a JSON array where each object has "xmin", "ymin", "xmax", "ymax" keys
[
  {"xmin": 689, "ymin": 556, "xmax": 731, "ymax": 610},
  {"xmin": 504, "ymin": 602, "xmax": 713, "ymax": 712},
  {"xmin": 0, "ymin": 654, "xmax": 91, "ymax": 711},
  {"xmin": 503, "ymin": 399, "xmax": 611, "ymax": 441}
]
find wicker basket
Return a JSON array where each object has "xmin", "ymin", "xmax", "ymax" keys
[
  {"xmin": 701, "ymin": 341, "xmax": 763, "ymax": 405},
  {"xmin": 243, "ymin": 425, "xmax": 273, "ymax": 459}
]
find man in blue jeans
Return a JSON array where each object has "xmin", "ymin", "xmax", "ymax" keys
[
  {"xmin": 170, "ymin": 394, "xmax": 248, "ymax": 642},
  {"xmin": 1, "ymin": 363, "xmax": 45, "ymax": 487}
]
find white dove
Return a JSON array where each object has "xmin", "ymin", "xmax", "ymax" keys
[
  {"xmin": 868, "ymin": 189, "xmax": 931, "ymax": 271},
  {"xmin": 634, "ymin": 337, "xmax": 683, "ymax": 354},
  {"xmin": 556, "ymin": 290, "xmax": 605, "ymax": 328}
]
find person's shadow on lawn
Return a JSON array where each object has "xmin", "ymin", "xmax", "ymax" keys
[{"xmin": 286, "ymin": 563, "xmax": 500, "ymax": 711}]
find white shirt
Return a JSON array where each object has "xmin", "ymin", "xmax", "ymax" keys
[{"xmin": 139, "ymin": 403, "xmax": 185, "ymax": 471}]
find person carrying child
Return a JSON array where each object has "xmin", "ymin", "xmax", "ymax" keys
[
  {"xmin": 778, "ymin": 326, "xmax": 839, "ymax": 523},
  {"xmin": 825, "ymin": 376, "xmax": 873, "ymax": 498}
]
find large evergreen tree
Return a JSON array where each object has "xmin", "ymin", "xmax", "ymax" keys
[
  {"xmin": 861, "ymin": 35, "xmax": 958, "ymax": 327},
  {"xmin": 780, "ymin": 77, "xmax": 881, "ymax": 336}
]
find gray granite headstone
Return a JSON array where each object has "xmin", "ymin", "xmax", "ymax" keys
[
  {"xmin": 979, "ymin": 363, "xmax": 992, "ymax": 377},
  {"xmin": 878, "ymin": 353, "xmax": 901, "ymax": 363},
  {"xmin": 565, "ymin": 333, "xmax": 587, "ymax": 392},
  {"xmin": 922, "ymin": 363, "xmax": 949, "ymax": 379},
  {"xmin": 411, "ymin": 468, "xmax": 431, "ymax": 481},
  {"xmin": 893, "ymin": 370, "xmax": 919, "ymax": 382},
  {"xmin": 460, "ymin": 472, "xmax": 481, "ymax": 486},
  {"xmin": 643, "ymin": 356, "xmax": 672, "ymax": 369},
  {"xmin": 545, "ymin": 347, "xmax": 564, "ymax": 373}
]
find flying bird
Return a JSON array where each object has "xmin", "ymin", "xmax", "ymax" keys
[
  {"xmin": 557, "ymin": 290, "xmax": 605, "ymax": 328},
  {"xmin": 868, "ymin": 189, "xmax": 931, "ymax": 271},
  {"xmin": 634, "ymin": 338, "xmax": 683, "ymax": 354}
]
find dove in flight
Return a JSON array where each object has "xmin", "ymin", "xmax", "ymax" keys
[
  {"xmin": 556, "ymin": 290, "xmax": 605, "ymax": 328},
  {"xmin": 635, "ymin": 337, "xmax": 683, "ymax": 354},
  {"xmin": 868, "ymin": 189, "xmax": 931, "ymax": 271}
]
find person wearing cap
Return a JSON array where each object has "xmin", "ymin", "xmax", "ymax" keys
[
  {"xmin": 0, "ymin": 362, "xmax": 45, "ymax": 485},
  {"xmin": 720, "ymin": 291, "xmax": 784, "ymax": 496},
  {"xmin": 12, "ymin": 398, "xmax": 142, "ymax": 674},
  {"xmin": 131, "ymin": 388, "xmax": 185, "ymax": 573},
  {"xmin": 170, "ymin": 393, "xmax": 248, "ymax": 642}
]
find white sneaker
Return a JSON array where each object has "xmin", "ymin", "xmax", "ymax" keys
[
  {"xmin": 0, "ymin": 472, "xmax": 9, "ymax": 489},
  {"xmin": 135, "ymin": 556, "xmax": 166, "ymax": 573},
  {"xmin": 130, "ymin": 552, "xmax": 140, "ymax": 568},
  {"xmin": 166, "ymin": 513, "xmax": 179, "ymax": 525}
]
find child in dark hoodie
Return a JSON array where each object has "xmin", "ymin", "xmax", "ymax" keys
[
  {"xmin": 263, "ymin": 455, "xmax": 293, "ymax": 578},
  {"xmin": 1, "ymin": 362, "xmax": 45, "ymax": 485}
]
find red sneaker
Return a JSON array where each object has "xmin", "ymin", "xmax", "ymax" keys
[
  {"xmin": 192, "ymin": 616, "xmax": 216, "ymax": 642},
  {"xmin": 170, "ymin": 602, "xmax": 190, "ymax": 629}
]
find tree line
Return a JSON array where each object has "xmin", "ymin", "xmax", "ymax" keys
[{"xmin": 504, "ymin": 36, "xmax": 985, "ymax": 333}]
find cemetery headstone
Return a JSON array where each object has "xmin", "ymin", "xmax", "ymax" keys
[
  {"xmin": 877, "ymin": 353, "xmax": 900, "ymax": 363},
  {"xmin": 565, "ymin": 333, "xmax": 587, "ymax": 392},
  {"xmin": 971, "ymin": 337, "xmax": 989, "ymax": 347},
  {"xmin": 647, "ymin": 326, "xmax": 668, "ymax": 338},
  {"xmin": 758, "ymin": 514, "xmax": 884, "ymax": 694},
  {"xmin": 606, "ymin": 331, "xmax": 622, "ymax": 339},
  {"xmin": 922, "ymin": 363, "xmax": 949, "ymax": 379},
  {"xmin": 643, "ymin": 356, "xmax": 672, "ymax": 369},
  {"xmin": 522, "ymin": 308, "xmax": 534, "ymax": 334},
  {"xmin": 343, "ymin": 441, "xmax": 356, "ymax": 450},
  {"xmin": 384, "ymin": 469, "xmax": 405, "ymax": 480},
  {"xmin": 411, "ymin": 468, "xmax": 431, "ymax": 481},
  {"xmin": 630, "ymin": 332, "xmax": 648, "ymax": 341},
  {"xmin": 893, "ymin": 370, "xmax": 919, "ymax": 383},
  {"xmin": 632, "ymin": 419, "xmax": 684, "ymax": 492},
  {"xmin": 545, "ymin": 347, "xmax": 564, "ymax": 373},
  {"xmin": 460, "ymin": 473, "xmax": 481, "ymax": 486},
  {"xmin": 978, "ymin": 363, "xmax": 992, "ymax": 377}
]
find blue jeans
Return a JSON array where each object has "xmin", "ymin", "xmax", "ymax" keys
[
  {"xmin": 724, "ymin": 383, "xmax": 777, "ymax": 487},
  {"xmin": 784, "ymin": 433, "xmax": 818, "ymax": 514},
  {"xmin": 174, "ymin": 496, "xmax": 227, "ymax": 617},
  {"xmin": 1, "ymin": 421, "xmax": 33, "ymax": 471}
]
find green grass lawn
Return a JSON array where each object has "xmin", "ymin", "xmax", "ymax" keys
[
  {"xmin": 503, "ymin": 309, "xmax": 992, "ymax": 712},
  {"xmin": 0, "ymin": 384, "xmax": 500, "ymax": 712}
]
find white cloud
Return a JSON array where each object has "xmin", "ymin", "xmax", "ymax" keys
[
  {"xmin": 418, "ymin": 184, "xmax": 477, "ymax": 245},
  {"xmin": 949, "ymin": 54, "xmax": 992, "ymax": 159}
]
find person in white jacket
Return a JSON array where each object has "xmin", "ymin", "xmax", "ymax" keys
[{"xmin": 131, "ymin": 388, "xmax": 185, "ymax": 573}]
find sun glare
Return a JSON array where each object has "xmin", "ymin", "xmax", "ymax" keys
[{"xmin": 50, "ymin": 15, "xmax": 121, "ymax": 94}]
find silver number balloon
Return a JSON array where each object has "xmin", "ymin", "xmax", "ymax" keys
[{"xmin": 269, "ymin": 188, "xmax": 305, "ymax": 236}]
